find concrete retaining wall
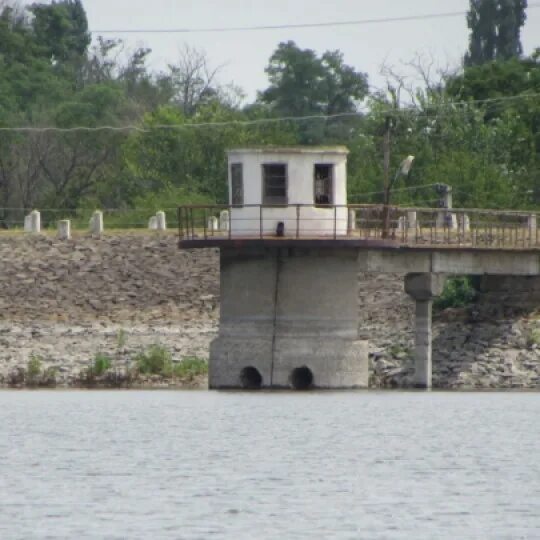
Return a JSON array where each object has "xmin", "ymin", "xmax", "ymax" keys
[{"xmin": 0, "ymin": 233, "xmax": 540, "ymax": 389}]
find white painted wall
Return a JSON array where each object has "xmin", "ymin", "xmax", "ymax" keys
[{"xmin": 227, "ymin": 147, "xmax": 349, "ymax": 237}]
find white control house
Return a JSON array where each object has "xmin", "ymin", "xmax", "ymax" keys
[{"xmin": 226, "ymin": 146, "xmax": 350, "ymax": 237}]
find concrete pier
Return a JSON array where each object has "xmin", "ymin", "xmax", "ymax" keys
[
  {"xmin": 209, "ymin": 247, "xmax": 368, "ymax": 389},
  {"xmin": 405, "ymin": 273, "xmax": 446, "ymax": 388}
]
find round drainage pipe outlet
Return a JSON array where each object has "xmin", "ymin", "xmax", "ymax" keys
[
  {"xmin": 240, "ymin": 366, "xmax": 263, "ymax": 389},
  {"xmin": 291, "ymin": 366, "xmax": 314, "ymax": 390}
]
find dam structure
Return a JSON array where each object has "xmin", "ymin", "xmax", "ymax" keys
[{"xmin": 178, "ymin": 145, "xmax": 540, "ymax": 390}]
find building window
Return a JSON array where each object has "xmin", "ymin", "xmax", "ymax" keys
[
  {"xmin": 314, "ymin": 164, "xmax": 333, "ymax": 205},
  {"xmin": 231, "ymin": 163, "xmax": 243, "ymax": 206},
  {"xmin": 262, "ymin": 164, "xmax": 287, "ymax": 205}
]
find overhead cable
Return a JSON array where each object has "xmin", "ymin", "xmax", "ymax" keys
[
  {"xmin": 91, "ymin": 4, "xmax": 540, "ymax": 34},
  {"xmin": 1, "ymin": 93, "xmax": 539, "ymax": 133}
]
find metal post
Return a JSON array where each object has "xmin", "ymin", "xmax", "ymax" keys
[
  {"xmin": 333, "ymin": 206, "xmax": 337, "ymax": 240},
  {"xmin": 382, "ymin": 116, "xmax": 391, "ymax": 239},
  {"xmin": 203, "ymin": 209, "xmax": 207, "ymax": 240},
  {"xmin": 180, "ymin": 206, "xmax": 184, "ymax": 238},
  {"xmin": 228, "ymin": 206, "xmax": 232, "ymax": 240},
  {"xmin": 259, "ymin": 205, "xmax": 263, "ymax": 239},
  {"xmin": 296, "ymin": 205, "xmax": 300, "ymax": 239}
]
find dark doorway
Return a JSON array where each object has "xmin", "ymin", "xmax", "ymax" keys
[
  {"xmin": 314, "ymin": 164, "xmax": 333, "ymax": 205},
  {"xmin": 240, "ymin": 366, "xmax": 263, "ymax": 389},
  {"xmin": 291, "ymin": 366, "xmax": 314, "ymax": 390}
]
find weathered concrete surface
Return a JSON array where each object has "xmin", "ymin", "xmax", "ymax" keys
[
  {"xmin": 404, "ymin": 273, "xmax": 446, "ymax": 388},
  {"xmin": 359, "ymin": 249, "xmax": 540, "ymax": 276},
  {"xmin": 210, "ymin": 247, "xmax": 368, "ymax": 389}
]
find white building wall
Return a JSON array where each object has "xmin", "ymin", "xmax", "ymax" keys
[{"xmin": 227, "ymin": 148, "xmax": 349, "ymax": 237}]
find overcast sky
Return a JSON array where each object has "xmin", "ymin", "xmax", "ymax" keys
[{"xmin": 80, "ymin": 0, "xmax": 540, "ymax": 101}]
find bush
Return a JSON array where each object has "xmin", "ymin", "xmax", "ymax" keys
[
  {"xmin": 25, "ymin": 356, "xmax": 57, "ymax": 387},
  {"xmin": 135, "ymin": 345, "xmax": 172, "ymax": 375},
  {"xmin": 26, "ymin": 357, "xmax": 42, "ymax": 385},
  {"xmin": 93, "ymin": 353, "xmax": 112, "ymax": 376},
  {"xmin": 172, "ymin": 357, "xmax": 208, "ymax": 381},
  {"xmin": 434, "ymin": 277, "xmax": 477, "ymax": 310},
  {"xmin": 527, "ymin": 328, "xmax": 540, "ymax": 347}
]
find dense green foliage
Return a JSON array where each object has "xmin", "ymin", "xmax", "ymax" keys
[
  {"xmin": 92, "ymin": 353, "xmax": 112, "ymax": 376},
  {"xmin": 466, "ymin": 0, "xmax": 527, "ymax": 66},
  {"xmin": 0, "ymin": 1, "xmax": 538, "ymax": 225},
  {"xmin": 434, "ymin": 277, "xmax": 478, "ymax": 310}
]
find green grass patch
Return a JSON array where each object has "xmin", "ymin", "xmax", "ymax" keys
[
  {"xmin": 93, "ymin": 353, "xmax": 112, "ymax": 376},
  {"xmin": 527, "ymin": 328, "xmax": 540, "ymax": 347},
  {"xmin": 135, "ymin": 345, "xmax": 172, "ymax": 375},
  {"xmin": 172, "ymin": 357, "xmax": 208, "ymax": 380},
  {"xmin": 26, "ymin": 356, "xmax": 42, "ymax": 381},
  {"xmin": 134, "ymin": 345, "xmax": 207, "ymax": 380}
]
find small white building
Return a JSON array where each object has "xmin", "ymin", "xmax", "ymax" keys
[{"xmin": 227, "ymin": 146, "xmax": 349, "ymax": 237}]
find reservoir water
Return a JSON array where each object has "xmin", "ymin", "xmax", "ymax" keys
[{"xmin": 0, "ymin": 390, "xmax": 539, "ymax": 539}]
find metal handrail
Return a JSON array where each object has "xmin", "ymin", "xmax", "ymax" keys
[{"xmin": 178, "ymin": 203, "xmax": 540, "ymax": 249}]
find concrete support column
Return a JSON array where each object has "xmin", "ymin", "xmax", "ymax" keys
[
  {"xmin": 414, "ymin": 298, "xmax": 433, "ymax": 388},
  {"xmin": 404, "ymin": 273, "xmax": 446, "ymax": 389},
  {"xmin": 57, "ymin": 219, "xmax": 71, "ymax": 240},
  {"xmin": 210, "ymin": 247, "xmax": 368, "ymax": 389}
]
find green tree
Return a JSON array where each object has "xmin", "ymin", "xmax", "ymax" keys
[
  {"xmin": 29, "ymin": 0, "xmax": 90, "ymax": 65},
  {"xmin": 465, "ymin": 0, "xmax": 527, "ymax": 66},
  {"xmin": 123, "ymin": 103, "xmax": 298, "ymax": 203},
  {"xmin": 258, "ymin": 41, "xmax": 368, "ymax": 143},
  {"xmin": 446, "ymin": 52, "xmax": 540, "ymax": 204}
]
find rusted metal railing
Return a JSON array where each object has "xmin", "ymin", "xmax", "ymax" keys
[{"xmin": 178, "ymin": 204, "xmax": 540, "ymax": 249}]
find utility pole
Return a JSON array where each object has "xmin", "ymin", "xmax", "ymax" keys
[{"xmin": 382, "ymin": 116, "xmax": 392, "ymax": 239}]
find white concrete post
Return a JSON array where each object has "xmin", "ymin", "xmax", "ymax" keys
[
  {"xmin": 57, "ymin": 220, "xmax": 71, "ymax": 240},
  {"xmin": 219, "ymin": 210, "xmax": 230, "ymax": 232},
  {"xmin": 29, "ymin": 210, "xmax": 40, "ymax": 234},
  {"xmin": 437, "ymin": 211, "xmax": 457, "ymax": 230},
  {"xmin": 397, "ymin": 216, "xmax": 406, "ymax": 232},
  {"xmin": 407, "ymin": 211, "xmax": 417, "ymax": 230},
  {"xmin": 461, "ymin": 214, "xmax": 470, "ymax": 233},
  {"xmin": 156, "ymin": 211, "xmax": 167, "ymax": 231},
  {"xmin": 90, "ymin": 210, "xmax": 103, "ymax": 237},
  {"xmin": 348, "ymin": 209, "xmax": 357, "ymax": 232},
  {"xmin": 208, "ymin": 216, "xmax": 219, "ymax": 233},
  {"xmin": 24, "ymin": 214, "xmax": 32, "ymax": 232},
  {"xmin": 528, "ymin": 214, "xmax": 537, "ymax": 245},
  {"xmin": 148, "ymin": 216, "xmax": 158, "ymax": 230}
]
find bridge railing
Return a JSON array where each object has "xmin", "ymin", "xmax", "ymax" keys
[{"xmin": 178, "ymin": 204, "xmax": 540, "ymax": 248}]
